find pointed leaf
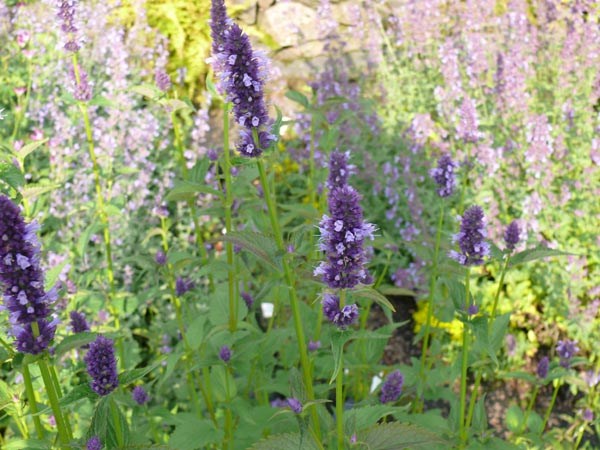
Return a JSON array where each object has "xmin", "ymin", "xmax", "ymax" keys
[
  {"xmin": 356, "ymin": 422, "xmax": 447, "ymax": 449},
  {"xmin": 54, "ymin": 332, "xmax": 97, "ymax": 356},
  {"xmin": 509, "ymin": 246, "xmax": 572, "ymax": 267},
  {"xmin": 165, "ymin": 180, "xmax": 222, "ymax": 201},
  {"xmin": 350, "ymin": 286, "xmax": 396, "ymax": 312},
  {"xmin": 248, "ymin": 432, "xmax": 320, "ymax": 450},
  {"xmin": 16, "ymin": 139, "xmax": 48, "ymax": 160},
  {"xmin": 220, "ymin": 231, "xmax": 282, "ymax": 270}
]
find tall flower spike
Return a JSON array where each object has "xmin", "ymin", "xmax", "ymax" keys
[
  {"xmin": 449, "ymin": 205, "xmax": 489, "ymax": 266},
  {"xmin": 210, "ymin": 0, "xmax": 231, "ymax": 55},
  {"xmin": 504, "ymin": 220, "xmax": 521, "ymax": 251},
  {"xmin": 70, "ymin": 310, "xmax": 90, "ymax": 333},
  {"xmin": 0, "ymin": 196, "xmax": 57, "ymax": 354},
  {"xmin": 84, "ymin": 336, "xmax": 119, "ymax": 396},
  {"xmin": 315, "ymin": 184, "xmax": 376, "ymax": 289},
  {"xmin": 429, "ymin": 154, "xmax": 459, "ymax": 197},
  {"xmin": 56, "ymin": 0, "xmax": 81, "ymax": 52},
  {"xmin": 327, "ymin": 151, "xmax": 353, "ymax": 190}
]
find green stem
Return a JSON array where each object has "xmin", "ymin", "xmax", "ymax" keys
[
  {"xmin": 465, "ymin": 371, "xmax": 482, "ymax": 434},
  {"xmin": 336, "ymin": 291, "xmax": 346, "ymax": 450},
  {"xmin": 417, "ymin": 205, "xmax": 444, "ymax": 411},
  {"xmin": 110, "ymin": 397, "xmax": 124, "ymax": 448},
  {"xmin": 459, "ymin": 268, "xmax": 471, "ymax": 445},
  {"xmin": 256, "ymin": 157, "xmax": 320, "ymax": 440},
  {"xmin": 37, "ymin": 358, "xmax": 71, "ymax": 446},
  {"xmin": 541, "ymin": 381, "xmax": 560, "ymax": 433},
  {"xmin": 490, "ymin": 255, "xmax": 511, "ymax": 322},
  {"xmin": 22, "ymin": 364, "xmax": 44, "ymax": 439},
  {"xmin": 458, "ymin": 145, "xmax": 472, "ymax": 214},
  {"xmin": 221, "ymin": 103, "xmax": 236, "ymax": 332},
  {"xmin": 521, "ymin": 385, "xmax": 539, "ymax": 434},
  {"xmin": 223, "ymin": 366, "xmax": 233, "ymax": 450}
]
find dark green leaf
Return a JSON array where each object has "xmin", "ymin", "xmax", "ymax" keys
[
  {"xmin": 220, "ymin": 231, "xmax": 282, "ymax": 270},
  {"xmin": 248, "ymin": 432, "xmax": 320, "ymax": 450},
  {"xmin": 350, "ymin": 286, "xmax": 396, "ymax": 312},
  {"xmin": 165, "ymin": 180, "xmax": 222, "ymax": 202},
  {"xmin": 169, "ymin": 415, "xmax": 223, "ymax": 450},
  {"xmin": 356, "ymin": 422, "xmax": 447, "ymax": 449},
  {"xmin": 54, "ymin": 332, "xmax": 97, "ymax": 356},
  {"xmin": 509, "ymin": 246, "xmax": 573, "ymax": 267},
  {"xmin": 285, "ymin": 90, "xmax": 309, "ymax": 108}
]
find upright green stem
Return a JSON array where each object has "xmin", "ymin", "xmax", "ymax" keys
[
  {"xmin": 221, "ymin": 103, "xmax": 236, "ymax": 331},
  {"xmin": 490, "ymin": 255, "xmax": 511, "ymax": 322},
  {"xmin": 37, "ymin": 358, "xmax": 71, "ymax": 446},
  {"xmin": 458, "ymin": 145, "xmax": 472, "ymax": 214},
  {"xmin": 22, "ymin": 365, "xmax": 44, "ymax": 439},
  {"xmin": 223, "ymin": 366, "xmax": 234, "ymax": 450},
  {"xmin": 256, "ymin": 157, "xmax": 320, "ymax": 440},
  {"xmin": 110, "ymin": 397, "xmax": 124, "ymax": 448},
  {"xmin": 417, "ymin": 205, "xmax": 445, "ymax": 411},
  {"xmin": 336, "ymin": 291, "xmax": 346, "ymax": 450},
  {"xmin": 459, "ymin": 268, "xmax": 471, "ymax": 445},
  {"xmin": 541, "ymin": 381, "xmax": 560, "ymax": 433},
  {"xmin": 520, "ymin": 385, "xmax": 539, "ymax": 434}
]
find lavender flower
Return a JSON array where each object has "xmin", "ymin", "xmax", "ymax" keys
[
  {"xmin": 308, "ymin": 340, "xmax": 321, "ymax": 352},
  {"xmin": 57, "ymin": 0, "xmax": 80, "ymax": 52},
  {"xmin": 315, "ymin": 184, "xmax": 376, "ymax": 289},
  {"xmin": 327, "ymin": 151, "xmax": 353, "ymax": 190},
  {"xmin": 429, "ymin": 154, "xmax": 459, "ymax": 197},
  {"xmin": 210, "ymin": 0, "xmax": 231, "ymax": 55},
  {"xmin": 155, "ymin": 250, "xmax": 167, "ymax": 266},
  {"xmin": 583, "ymin": 409, "xmax": 594, "ymax": 422},
  {"xmin": 241, "ymin": 291, "xmax": 254, "ymax": 309},
  {"xmin": 219, "ymin": 345, "xmax": 232, "ymax": 363},
  {"xmin": 84, "ymin": 336, "xmax": 119, "ymax": 396},
  {"xmin": 287, "ymin": 397, "xmax": 303, "ymax": 414},
  {"xmin": 132, "ymin": 386, "xmax": 150, "ymax": 405},
  {"xmin": 175, "ymin": 277, "xmax": 194, "ymax": 296},
  {"xmin": 583, "ymin": 370, "xmax": 600, "ymax": 388},
  {"xmin": 557, "ymin": 339, "xmax": 579, "ymax": 368},
  {"xmin": 467, "ymin": 304, "xmax": 479, "ymax": 316},
  {"xmin": 69, "ymin": 64, "xmax": 92, "ymax": 101},
  {"xmin": 69, "ymin": 310, "xmax": 90, "ymax": 333},
  {"xmin": 537, "ymin": 356, "xmax": 549, "ymax": 379},
  {"xmin": 0, "ymin": 196, "xmax": 57, "ymax": 354},
  {"xmin": 86, "ymin": 436, "xmax": 102, "ymax": 450},
  {"xmin": 155, "ymin": 69, "xmax": 171, "ymax": 92},
  {"xmin": 380, "ymin": 370, "xmax": 404, "ymax": 403},
  {"xmin": 456, "ymin": 97, "xmax": 481, "ymax": 143},
  {"xmin": 322, "ymin": 293, "xmax": 359, "ymax": 328},
  {"xmin": 504, "ymin": 220, "xmax": 521, "ymax": 251},
  {"xmin": 449, "ymin": 206, "xmax": 490, "ymax": 266}
]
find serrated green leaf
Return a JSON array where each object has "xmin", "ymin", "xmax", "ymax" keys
[
  {"xmin": 130, "ymin": 84, "xmax": 162, "ymax": 100},
  {"xmin": 159, "ymin": 98, "xmax": 191, "ymax": 112},
  {"xmin": 505, "ymin": 405, "xmax": 523, "ymax": 432},
  {"xmin": 2, "ymin": 439, "xmax": 48, "ymax": 450},
  {"xmin": 54, "ymin": 332, "xmax": 97, "ymax": 357},
  {"xmin": 119, "ymin": 360, "xmax": 162, "ymax": 386},
  {"xmin": 210, "ymin": 365, "xmax": 237, "ymax": 402},
  {"xmin": 165, "ymin": 180, "xmax": 222, "ymax": 201},
  {"xmin": 187, "ymin": 315, "xmax": 207, "ymax": 350},
  {"xmin": 169, "ymin": 415, "xmax": 223, "ymax": 450},
  {"xmin": 344, "ymin": 405, "xmax": 398, "ymax": 435},
  {"xmin": 0, "ymin": 162, "xmax": 25, "ymax": 190},
  {"xmin": 377, "ymin": 285, "xmax": 416, "ymax": 297},
  {"xmin": 509, "ymin": 246, "xmax": 572, "ymax": 267},
  {"xmin": 220, "ymin": 231, "xmax": 282, "ymax": 270},
  {"xmin": 285, "ymin": 90, "xmax": 309, "ymax": 108},
  {"xmin": 16, "ymin": 139, "xmax": 48, "ymax": 160},
  {"xmin": 21, "ymin": 183, "xmax": 59, "ymax": 200},
  {"xmin": 248, "ymin": 432, "xmax": 320, "ymax": 450},
  {"xmin": 350, "ymin": 286, "xmax": 396, "ymax": 312},
  {"xmin": 58, "ymin": 383, "xmax": 97, "ymax": 408},
  {"xmin": 329, "ymin": 330, "xmax": 352, "ymax": 384},
  {"xmin": 356, "ymin": 422, "xmax": 447, "ymax": 449}
]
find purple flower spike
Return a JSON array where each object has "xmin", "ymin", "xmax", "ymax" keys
[
  {"xmin": 70, "ymin": 310, "xmax": 90, "ymax": 333},
  {"xmin": 380, "ymin": 370, "xmax": 404, "ymax": 404},
  {"xmin": 287, "ymin": 397, "xmax": 302, "ymax": 414},
  {"xmin": 504, "ymin": 220, "xmax": 521, "ymax": 252},
  {"xmin": 536, "ymin": 356, "xmax": 549, "ymax": 379},
  {"xmin": 175, "ymin": 277, "xmax": 195, "ymax": 296},
  {"xmin": 84, "ymin": 336, "xmax": 119, "ymax": 396},
  {"xmin": 69, "ymin": 64, "xmax": 92, "ymax": 102},
  {"xmin": 0, "ymin": 196, "xmax": 57, "ymax": 354},
  {"xmin": 315, "ymin": 184, "xmax": 376, "ymax": 289},
  {"xmin": 241, "ymin": 291, "xmax": 254, "ymax": 309},
  {"xmin": 449, "ymin": 206, "xmax": 489, "ymax": 266},
  {"xmin": 219, "ymin": 345, "xmax": 232, "ymax": 363},
  {"xmin": 322, "ymin": 293, "xmax": 359, "ymax": 328},
  {"xmin": 327, "ymin": 151, "xmax": 353, "ymax": 190},
  {"xmin": 86, "ymin": 436, "xmax": 102, "ymax": 450},
  {"xmin": 456, "ymin": 97, "xmax": 481, "ymax": 143},
  {"xmin": 132, "ymin": 386, "xmax": 150, "ymax": 405},
  {"xmin": 57, "ymin": 0, "xmax": 80, "ymax": 52},
  {"xmin": 429, "ymin": 154, "xmax": 459, "ymax": 198},
  {"xmin": 155, "ymin": 70, "xmax": 171, "ymax": 92},
  {"xmin": 557, "ymin": 339, "xmax": 579, "ymax": 368},
  {"xmin": 210, "ymin": 0, "xmax": 231, "ymax": 56}
]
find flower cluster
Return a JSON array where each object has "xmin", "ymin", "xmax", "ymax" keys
[
  {"xmin": 322, "ymin": 293, "xmax": 359, "ymax": 328},
  {"xmin": 327, "ymin": 151, "xmax": 354, "ymax": 190},
  {"xmin": 175, "ymin": 277, "xmax": 194, "ymax": 296},
  {"xmin": 380, "ymin": 370, "xmax": 404, "ymax": 404},
  {"xmin": 536, "ymin": 356, "xmax": 549, "ymax": 379},
  {"xmin": 449, "ymin": 205, "xmax": 490, "ymax": 266},
  {"xmin": 69, "ymin": 64, "xmax": 92, "ymax": 102},
  {"xmin": 84, "ymin": 336, "xmax": 119, "ymax": 396},
  {"xmin": 132, "ymin": 386, "xmax": 150, "ymax": 405},
  {"xmin": 219, "ymin": 345, "xmax": 232, "ymax": 363},
  {"xmin": 86, "ymin": 436, "xmax": 102, "ymax": 450},
  {"xmin": 69, "ymin": 310, "xmax": 90, "ymax": 333},
  {"xmin": 56, "ymin": 0, "xmax": 81, "ymax": 52},
  {"xmin": 209, "ymin": 1, "xmax": 274, "ymax": 157},
  {"xmin": 0, "ymin": 196, "xmax": 57, "ymax": 354},
  {"xmin": 155, "ymin": 69, "xmax": 171, "ymax": 92},
  {"xmin": 556, "ymin": 339, "xmax": 579, "ymax": 368},
  {"xmin": 504, "ymin": 220, "xmax": 521, "ymax": 251},
  {"xmin": 429, "ymin": 154, "xmax": 459, "ymax": 197}
]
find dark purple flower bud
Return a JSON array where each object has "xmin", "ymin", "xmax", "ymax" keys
[
  {"xmin": 155, "ymin": 70, "xmax": 171, "ymax": 92},
  {"xmin": 308, "ymin": 340, "xmax": 321, "ymax": 352},
  {"xmin": 449, "ymin": 206, "xmax": 490, "ymax": 266},
  {"xmin": 155, "ymin": 250, "xmax": 167, "ymax": 266},
  {"xmin": 270, "ymin": 398, "xmax": 287, "ymax": 408},
  {"xmin": 327, "ymin": 151, "xmax": 353, "ymax": 190},
  {"xmin": 219, "ymin": 345, "xmax": 232, "ymax": 363},
  {"xmin": 0, "ymin": 196, "xmax": 57, "ymax": 354},
  {"xmin": 557, "ymin": 339, "xmax": 579, "ymax": 368},
  {"xmin": 537, "ymin": 356, "xmax": 549, "ymax": 379},
  {"xmin": 175, "ymin": 277, "xmax": 194, "ymax": 296},
  {"xmin": 429, "ymin": 154, "xmax": 459, "ymax": 197},
  {"xmin": 57, "ymin": 0, "xmax": 80, "ymax": 52},
  {"xmin": 467, "ymin": 304, "xmax": 479, "ymax": 316},
  {"xmin": 132, "ymin": 386, "xmax": 150, "ymax": 405},
  {"xmin": 86, "ymin": 436, "xmax": 102, "ymax": 450},
  {"xmin": 504, "ymin": 220, "xmax": 521, "ymax": 251},
  {"xmin": 70, "ymin": 310, "xmax": 90, "ymax": 333},
  {"xmin": 207, "ymin": 148, "xmax": 219, "ymax": 161},
  {"xmin": 583, "ymin": 409, "xmax": 594, "ymax": 422},
  {"xmin": 315, "ymin": 184, "xmax": 376, "ymax": 289},
  {"xmin": 241, "ymin": 291, "xmax": 254, "ymax": 309},
  {"xmin": 380, "ymin": 370, "xmax": 404, "ymax": 404},
  {"xmin": 287, "ymin": 397, "xmax": 302, "ymax": 414},
  {"xmin": 322, "ymin": 293, "xmax": 359, "ymax": 328},
  {"xmin": 84, "ymin": 336, "xmax": 119, "ymax": 396},
  {"xmin": 69, "ymin": 64, "xmax": 92, "ymax": 101}
]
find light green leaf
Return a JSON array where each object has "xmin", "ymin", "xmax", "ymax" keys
[
  {"xmin": 350, "ymin": 286, "xmax": 396, "ymax": 313},
  {"xmin": 285, "ymin": 90, "xmax": 309, "ymax": 108},
  {"xmin": 130, "ymin": 84, "xmax": 162, "ymax": 100},
  {"xmin": 16, "ymin": 139, "xmax": 48, "ymax": 160},
  {"xmin": 509, "ymin": 246, "xmax": 573, "ymax": 267},
  {"xmin": 169, "ymin": 415, "xmax": 223, "ymax": 450},
  {"xmin": 248, "ymin": 432, "xmax": 320, "ymax": 450},
  {"xmin": 21, "ymin": 183, "xmax": 60, "ymax": 200},
  {"xmin": 54, "ymin": 332, "xmax": 97, "ymax": 357},
  {"xmin": 356, "ymin": 422, "xmax": 447, "ymax": 449},
  {"xmin": 220, "ymin": 231, "xmax": 282, "ymax": 270},
  {"xmin": 165, "ymin": 180, "xmax": 222, "ymax": 201},
  {"xmin": 505, "ymin": 405, "xmax": 523, "ymax": 433}
]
